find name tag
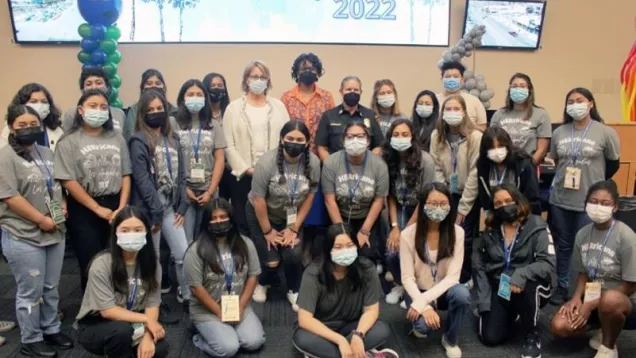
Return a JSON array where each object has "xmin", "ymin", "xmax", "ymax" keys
[
  {"xmin": 564, "ymin": 167, "xmax": 581, "ymax": 190},
  {"xmin": 449, "ymin": 173, "xmax": 459, "ymax": 194},
  {"xmin": 221, "ymin": 294, "xmax": 240, "ymax": 322},
  {"xmin": 286, "ymin": 207, "xmax": 298, "ymax": 228},
  {"xmin": 46, "ymin": 197, "xmax": 66, "ymax": 225},
  {"xmin": 584, "ymin": 281, "xmax": 602, "ymax": 303},
  {"xmin": 497, "ymin": 273, "xmax": 511, "ymax": 301},
  {"xmin": 190, "ymin": 160, "xmax": 206, "ymax": 183},
  {"xmin": 131, "ymin": 322, "xmax": 145, "ymax": 346}
]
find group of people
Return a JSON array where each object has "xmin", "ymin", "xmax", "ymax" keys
[{"xmin": 0, "ymin": 51, "xmax": 634, "ymax": 358}]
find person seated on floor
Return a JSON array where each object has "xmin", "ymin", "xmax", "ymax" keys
[
  {"xmin": 183, "ymin": 198, "xmax": 265, "ymax": 357},
  {"xmin": 474, "ymin": 184, "xmax": 555, "ymax": 358},
  {"xmin": 551, "ymin": 180, "xmax": 636, "ymax": 358},
  {"xmin": 399, "ymin": 182, "xmax": 471, "ymax": 358},
  {"xmin": 76, "ymin": 206, "xmax": 169, "ymax": 358},
  {"xmin": 293, "ymin": 223, "xmax": 398, "ymax": 358}
]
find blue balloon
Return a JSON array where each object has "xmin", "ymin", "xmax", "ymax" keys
[
  {"xmin": 90, "ymin": 24, "xmax": 106, "ymax": 40},
  {"xmin": 80, "ymin": 38, "xmax": 99, "ymax": 52},
  {"xmin": 78, "ymin": 0, "xmax": 123, "ymax": 26},
  {"xmin": 90, "ymin": 50, "xmax": 107, "ymax": 65}
]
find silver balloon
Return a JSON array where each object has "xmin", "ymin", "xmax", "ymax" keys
[
  {"xmin": 470, "ymin": 28, "xmax": 478, "ymax": 36},
  {"xmin": 475, "ymin": 74, "xmax": 485, "ymax": 81},
  {"xmin": 465, "ymin": 43, "xmax": 474, "ymax": 50},
  {"xmin": 437, "ymin": 59, "xmax": 445, "ymax": 69},
  {"xmin": 464, "ymin": 78, "xmax": 477, "ymax": 90},
  {"xmin": 463, "ymin": 33, "xmax": 473, "ymax": 42},
  {"xmin": 465, "ymin": 50, "xmax": 472, "ymax": 57},
  {"xmin": 464, "ymin": 70, "xmax": 474, "ymax": 79},
  {"xmin": 457, "ymin": 39, "xmax": 466, "ymax": 47},
  {"xmin": 482, "ymin": 100, "xmax": 491, "ymax": 109},
  {"xmin": 469, "ymin": 89, "xmax": 481, "ymax": 97},
  {"xmin": 476, "ymin": 81, "xmax": 487, "ymax": 91},
  {"xmin": 450, "ymin": 47, "xmax": 458, "ymax": 54},
  {"xmin": 480, "ymin": 89, "xmax": 495, "ymax": 101},
  {"xmin": 472, "ymin": 38, "xmax": 481, "ymax": 46},
  {"xmin": 442, "ymin": 51, "xmax": 452, "ymax": 62},
  {"xmin": 451, "ymin": 53, "xmax": 461, "ymax": 61},
  {"xmin": 479, "ymin": 25, "xmax": 486, "ymax": 31},
  {"xmin": 456, "ymin": 46, "xmax": 466, "ymax": 55}
]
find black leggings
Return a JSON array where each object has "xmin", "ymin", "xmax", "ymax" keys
[{"xmin": 230, "ymin": 175, "xmax": 252, "ymax": 237}]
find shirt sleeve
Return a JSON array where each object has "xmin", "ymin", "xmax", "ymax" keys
[
  {"xmin": 375, "ymin": 159, "xmax": 389, "ymax": 197},
  {"xmin": 214, "ymin": 125, "xmax": 228, "ymax": 149},
  {"xmin": 0, "ymin": 155, "xmax": 19, "ymax": 200},
  {"xmin": 297, "ymin": 268, "xmax": 320, "ymax": 314},
  {"xmin": 314, "ymin": 112, "xmax": 330, "ymax": 147},
  {"xmin": 362, "ymin": 262, "xmax": 382, "ymax": 307},
  {"xmin": 85, "ymin": 256, "xmax": 118, "ymax": 310},
  {"xmin": 549, "ymin": 128, "xmax": 559, "ymax": 160},
  {"xmin": 250, "ymin": 156, "xmax": 271, "ymax": 199},
  {"xmin": 399, "ymin": 229, "xmax": 422, "ymax": 305},
  {"xmin": 53, "ymin": 137, "xmax": 77, "ymax": 181},
  {"xmin": 570, "ymin": 230, "xmax": 586, "ymax": 274},
  {"xmin": 420, "ymin": 151, "xmax": 436, "ymax": 187},
  {"xmin": 537, "ymin": 110, "xmax": 552, "ymax": 138},
  {"xmin": 183, "ymin": 244, "xmax": 204, "ymax": 287},
  {"xmin": 489, "ymin": 111, "xmax": 502, "ymax": 127},
  {"xmin": 309, "ymin": 155, "xmax": 321, "ymax": 192},
  {"xmin": 321, "ymin": 156, "xmax": 337, "ymax": 194},
  {"xmin": 619, "ymin": 226, "xmax": 636, "ymax": 282},
  {"xmin": 119, "ymin": 135, "xmax": 133, "ymax": 175},
  {"xmin": 473, "ymin": 99, "xmax": 487, "ymax": 127},
  {"xmin": 245, "ymin": 238, "xmax": 262, "ymax": 276},
  {"xmin": 604, "ymin": 126, "xmax": 621, "ymax": 161},
  {"xmin": 145, "ymin": 265, "xmax": 162, "ymax": 308}
]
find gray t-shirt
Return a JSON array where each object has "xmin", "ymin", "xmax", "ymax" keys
[
  {"xmin": 322, "ymin": 151, "xmax": 389, "ymax": 220},
  {"xmin": 571, "ymin": 221, "xmax": 636, "ymax": 303},
  {"xmin": 377, "ymin": 114, "xmax": 407, "ymax": 138},
  {"xmin": 393, "ymin": 150, "xmax": 436, "ymax": 207},
  {"xmin": 0, "ymin": 145, "xmax": 65, "ymax": 246},
  {"xmin": 63, "ymin": 106, "xmax": 125, "ymax": 133},
  {"xmin": 54, "ymin": 129, "xmax": 132, "ymax": 197},
  {"xmin": 296, "ymin": 258, "xmax": 382, "ymax": 326},
  {"xmin": 171, "ymin": 118, "xmax": 228, "ymax": 191},
  {"xmin": 248, "ymin": 149, "xmax": 321, "ymax": 224},
  {"xmin": 76, "ymin": 253, "xmax": 162, "ymax": 320},
  {"xmin": 549, "ymin": 121, "xmax": 620, "ymax": 211},
  {"xmin": 490, "ymin": 107, "xmax": 552, "ymax": 155},
  {"xmin": 151, "ymin": 137, "xmax": 179, "ymax": 197},
  {"xmin": 183, "ymin": 235, "xmax": 261, "ymax": 323}
]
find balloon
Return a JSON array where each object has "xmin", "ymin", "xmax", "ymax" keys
[
  {"xmin": 437, "ymin": 59, "xmax": 445, "ymax": 69},
  {"xmin": 464, "ymin": 79, "xmax": 477, "ymax": 90},
  {"xmin": 78, "ymin": 0, "xmax": 123, "ymax": 26},
  {"xmin": 472, "ymin": 38, "xmax": 482, "ymax": 46},
  {"xmin": 465, "ymin": 43, "xmax": 474, "ymax": 50},
  {"xmin": 99, "ymin": 39, "xmax": 117, "ymax": 55},
  {"xmin": 451, "ymin": 53, "xmax": 461, "ymax": 61},
  {"xmin": 90, "ymin": 24, "xmax": 106, "ymax": 40},
  {"xmin": 102, "ymin": 62, "xmax": 118, "ymax": 77},
  {"xmin": 105, "ymin": 25, "xmax": 121, "ymax": 41},
  {"xmin": 464, "ymin": 70, "xmax": 474, "ymax": 79},
  {"xmin": 482, "ymin": 100, "xmax": 491, "ymax": 110},
  {"xmin": 78, "ymin": 23, "xmax": 91, "ymax": 38},
  {"xmin": 465, "ymin": 50, "xmax": 473, "ymax": 57},
  {"xmin": 111, "ymin": 98, "xmax": 124, "ymax": 109},
  {"xmin": 80, "ymin": 38, "xmax": 98, "ymax": 52},
  {"xmin": 442, "ymin": 52, "xmax": 452, "ymax": 62},
  {"xmin": 90, "ymin": 50, "xmax": 107, "ymax": 65},
  {"xmin": 456, "ymin": 46, "xmax": 466, "ymax": 54},
  {"xmin": 107, "ymin": 50, "xmax": 122, "ymax": 64},
  {"xmin": 476, "ymin": 81, "xmax": 487, "ymax": 91},
  {"xmin": 457, "ymin": 39, "xmax": 465, "ymax": 46},
  {"xmin": 480, "ymin": 89, "xmax": 495, "ymax": 100},
  {"xmin": 479, "ymin": 25, "xmax": 487, "ymax": 31},
  {"xmin": 109, "ymin": 74, "xmax": 122, "ymax": 88},
  {"xmin": 469, "ymin": 89, "xmax": 481, "ymax": 97},
  {"xmin": 475, "ymin": 74, "xmax": 485, "ymax": 81},
  {"xmin": 77, "ymin": 51, "xmax": 92, "ymax": 64},
  {"xmin": 109, "ymin": 87, "xmax": 119, "ymax": 102}
]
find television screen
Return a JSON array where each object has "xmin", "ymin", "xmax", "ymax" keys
[
  {"xmin": 462, "ymin": 0, "xmax": 546, "ymax": 50},
  {"xmin": 8, "ymin": 0, "xmax": 451, "ymax": 46}
]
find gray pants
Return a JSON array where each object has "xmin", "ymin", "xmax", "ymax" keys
[
  {"xmin": 184, "ymin": 198, "xmax": 205, "ymax": 244},
  {"xmin": 192, "ymin": 307, "xmax": 265, "ymax": 357},
  {"xmin": 293, "ymin": 320, "xmax": 390, "ymax": 358},
  {"xmin": 1, "ymin": 231, "xmax": 64, "ymax": 343}
]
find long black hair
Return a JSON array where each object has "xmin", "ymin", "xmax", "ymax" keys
[
  {"xmin": 10, "ymin": 83, "xmax": 62, "ymax": 130},
  {"xmin": 108, "ymin": 206, "xmax": 158, "ymax": 295},
  {"xmin": 202, "ymin": 72, "xmax": 230, "ymax": 116},
  {"xmin": 277, "ymin": 120, "xmax": 312, "ymax": 185},
  {"xmin": 5, "ymin": 104, "xmax": 40, "ymax": 162},
  {"xmin": 414, "ymin": 183, "xmax": 456, "ymax": 264},
  {"xmin": 382, "ymin": 119, "xmax": 422, "ymax": 192},
  {"xmin": 176, "ymin": 79, "xmax": 213, "ymax": 130},
  {"xmin": 563, "ymin": 87, "xmax": 604, "ymax": 124},
  {"xmin": 411, "ymin": 90, "xmax": 439, "ymax": 151},
  {"xmin": 195, "ymin": 198, "xmax": 248, "ymax": 274},
  {"xmin": 477, "ymin": 126, "xmax": 531, "ymax": 174},
  {"xmin": 135, "ymin": 89, "xmax": 175, "ymax": 150},
  {"xmin": 318, "ymin": 223, "xmax": 371, "ymax": 293},
  {"xmin": 66, "ymin": 89, "xmax": 114, "ymax": 134}
]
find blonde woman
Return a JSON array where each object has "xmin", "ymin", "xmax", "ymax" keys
[{"xmin": 370, "ymin": 79, "xmax": 407, "ymax": 137}]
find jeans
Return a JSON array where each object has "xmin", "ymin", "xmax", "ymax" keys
[
  {"xmin": 548, "ymin": 205, "xmax": 591, "ymax": 288},
  {"xmin": 404, "ymin": 283, "xmax": 471, "ymax": 345},
  {"xmin": 192, "ymin": 307, "xmax": 265, "ymax": 357},
  {"xmin": 451, "ymin": 193, "xmax": 480, "ymax": 283},
  {"xmin": 2, "ymin": 232, "xmax": 64, "ymax": 343},
  {"xmin": 293, "ymin": 320, "xmax": 390, "ymax": 358},
  {"xmin": 230, "ymin": 175, "xmax": 252, "ymax": 237},
  {"xmin": 386, "ymin": 204, "xmax": 416, "ymax": 286},
  {"xmin": 184, "ymin": 190, "xmax": 205, "ymax": 243}
]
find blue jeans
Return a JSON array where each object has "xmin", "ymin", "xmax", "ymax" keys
[
  {"xmin": 404, "ymin": 283, "xmax": 471, "ymax": 345},
  {"xmin": 192, "ymin": 307, "xmax": 265, "ymax": 357},
  {"xmin": 2, "ymin": 231, "xmax": 65, "ymax": 343},
  {"xmin": 184, "ymin": 195, "xmax": 205, "ymax": 244},
  {"xmin": 548, "ymin": 205, "xmax": 591, "ymax": 288},
  {"xmin": 386, "ymin": 204, "xmax": 416, "ymax": 285}
]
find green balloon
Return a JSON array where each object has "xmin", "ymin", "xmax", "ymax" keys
[
  {"xmin": 77, "ymin": 51, "xmax": 91, "ymax": 64},
  {"xmin": 111, "ymin": 98, "xmax": 124, "ymax": 109},
  {"xmin": 78, "ymin": 23, "xmax": 91, "ymax": 38},
  {"xmin": 102, "ymin": 62, "xmax": 118, "ymax": 77},
  {"xmin": 106, "ymin": 25, "xmax": 121, "ymax": 41},
  {"xmin": 99, "ymin": 39, "xmax": 117, "ymax": 55},
  {"xmin": 110, "ymin": 74, "xmax": 122, "ymax": 89},
  {"xmin": 109, "ymin": 88, "xmax": 119, "ymax": 102},
  {"xmin": 107, "ymin": 51, "xmax": 122, "ymax": 65}
]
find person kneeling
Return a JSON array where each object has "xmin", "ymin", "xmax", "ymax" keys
[
  {"xmin": 76, "ymin": 207, "xmax": 169, "ymax": 358},
  {"xmin": 184, "ymin": 198, "xmax": 266, "ymax": 357}
]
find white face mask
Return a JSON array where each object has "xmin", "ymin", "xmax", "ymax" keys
[
  {"xmin": 248, "ymin": 79, "xmax": 268, "ymax": 95},
  {"xmin": 487, "ymin": 147, "xmax": 508, "ymax": 163},
  {"xmin": 83, "ymin": 109, "xmax": 110, "ymax": 128},
  {"xmin": 117, "ymin": 232, "xmax": 147, "ymax": 252},
  {"xmin": 377, "ymin": 94, "xmax": 396, "ymax": 108},
  {"xmin": 27, "ymin": 103, "xmax": 51, "ymax": 120},
  {"xmin": 566, "ymin": 103, "xmax": 590, "ymax": 121},
  {"xmin": 442, "ymin": 111, "xmax": 463, "ymax": 126},
  {"xmin": 344, "ymin": 137, "xmax": 367, "ymax": 156},
  {"xmin": 416, "ymin": 105, "xmax": 434, "ymax": 118},
  {"xmin": 585, "ymin": 203, "xmax": 614, "ymax": 224}
]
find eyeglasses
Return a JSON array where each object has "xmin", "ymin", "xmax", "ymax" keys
[
  {"xmin": 424, "ymin": 202, "xmax": 450, "ymax": 210},
  {"xmin": 248, "ymin": 75, "xmax": 269, "ymax": 81},
  {"xmin": 345, "ymin": 134, "xmax": 367, "ymax": 140}
]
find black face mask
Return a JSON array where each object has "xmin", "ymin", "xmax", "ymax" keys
[
  {"xmin": 209, "ymin": 220, "xmax": 232, "ymax": 236},
  {"xmin": 144, "ymin": 112, "xmax": 166, "ymax": 128},
  {"xmin": 495, "ymin": 204, "xmax": 518, "ymax": 223},
  {"xmin": 343, "ymin": 92, "xmax": 361, "ymax": 107},
  {"xmin": 298, "ymin": 71, "xmax": 318, "ymax": 86},
  {"xmin": 208, "ymin": 88, "xmax": 226, "ymax": 103},
  {"xmin": 283, "ymin": 141, "xmax": 306, "ymax": 158},
  {"xmin": 14, "ymin": 126, "xmax": 43, "ymax": 145}
]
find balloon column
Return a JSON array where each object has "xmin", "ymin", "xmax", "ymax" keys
[
  {"xmin": 620, "ymin": 41, "xmax": 636, "ymax": 122},
  {"xmin": 76, "ymin": 0, "xmax": 124, "ymax": 108},
  {"xmin": 437, "ymin": 25, "xmax": 494, "ymax": 109}
]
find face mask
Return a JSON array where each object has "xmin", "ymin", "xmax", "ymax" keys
[
  {"xmin": 14, "ymin": 126, "xmax": 43, "ymax": 145},
  {"xmin": 442, "ymin": 111, "xmax": 463, "ymax": 126},
  {"xmin": 343, "ymin": 92, "xmax": 361, "ymax": 107},
  {"xmin": 390, "ymin": 137, "xmax": 412, "ymax": 152},
  {"xmin": 344, "ymin": 137, "xmax": 367, "ymax": 156},
  {"xmin": 248, "ymin": 79, "xmax": 268, "ymax": 95},
  {"xmin": 487, "ymin": 147, "xmax": 508, "ymax": 163},
  {"xmin": 331, "ymin": 247, "xmax": 358, "ymax": 267},
  {"xmin": 509, "ymin": 88, "xmax": 529, "ymax": 104},
  {"xmin": 567, "ymin": 103, "xmax": 590, "ymax": 121},
  {"xmin": 208, "ymin": 88, "xmax": 226, "ymax": 103},
  {"xmin": 424, "ymin": 206, "xmax": 450, "ymax": 222},
  {"xmin": 117, "ymin": 232, "xmax": 147, "ymax": 252},
  {"xmin": 377, "ymin": 94, "xmax": 396, "ymax": 108},
  {"xmin": 283, "ymin": 141, "xmax": 305, "ymax": 158},
  {"xmin": 416, "ymin": 105, "xmax": 434, "ymax": 118},
  {"xmin": 83, "ymin": 109, "xmax": 110, "ymax": 128},
  {"xmin": 185, "ymin": 97, "xmax": 205, "ymax": 114},
  {"xmin": 586, "ymin": 203, "xmax": 614, "ymax": 224},
  {"xmin": 495, "ymin": 204, "xmax": 518, "ymax": 223},
  {"xmin": 443, "ymin": 78, "xmax": 461, "ymax": 91},
  {"xmin": 298, "ymin": 71, "xmax": 318, "ymax": 86},
  {"xmin": 27, "ymin": 103, "xmax": 51, "ymax": 120},
  {"xmin": 144, "ymin": 112, "xmax": 166, "ymax": 129},
  {"xmin": 209, "ymin": 220, "xmax": 232, "ymax": 236}
]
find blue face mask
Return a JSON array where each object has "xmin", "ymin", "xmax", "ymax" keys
[
  {"xmin": 509, "ymin": 88, "xmax": 529, "ymax": 104},
  {"xmin": 443, "ymin": 78, "xmax": 461, "ymax": 91},
  {"xmin": 390, "ymin": 137, "xmax": 412, "ymax": 152},
  {"xmin": 185, "ymin": 97, "xmax": 205, "ymax": 114},
  {"xmin": 331, "ymin": 248, "xmax": 358, "ymax": 267}
]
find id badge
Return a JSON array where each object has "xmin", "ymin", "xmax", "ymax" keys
[
  {"xmin": 131, "ymin": 322, "xmax": 145, "ymax": 346},
  {"xmin": 449, "ymin": 173, "xmax": 459, "ymax": 194},
  {"xmin": 190, "ymin": 160, "xmax": 206, "ymax": 183},
  {"xmin": 286, "ymin": 207, "xmax": 298, "ymax": 228},
  {"xmin": 497, "ymin": 273, "xmax": 512, "ymax": 301},
  {"xmin": 564, "ymin": 166, "xmax": 581, "ymax": 190},
  {"xmin": 221, "ymin": 294, "xmax": 240, "ymax": 322},
  {"xmin": 584, "ymin": 281, "xmax": 602, "ymax": 303},
  {"xmin": 45, "ymin": 197, "xmax": 66, "ymax": 225}
]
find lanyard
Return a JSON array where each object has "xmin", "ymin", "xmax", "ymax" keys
[
  {"xmin": 570, "ymin": 121, "xmax": 592, "ymax": 163},
  {"xmin": 33, "ymin": 146, "xmax": 54, "ymax": 198},
  {"xmin": 344, "ymin": 152, "xmax": 368, "ymax": 205},
  {"xmin": 222, "ymin": 253, "xmax": 234, "ymax": 294},
  {"xmin": 127, "ymin": 265, "xmax": 139, "ymax": 310},
  {"xmin": 190, "ymin": 127, "xmax": 203, "ymax": 161},
  {"xmin": 495, "ymin": 167, "xmax": 507, "ymax": 185},
  {"xmin": 501, "ymin": 225, "xmax": 520, "ymax": 272},
  {"xmin": 585, "ymin": 220, "xmax": 616, "ymax": 280},
  {"xmin": 43, "ymin": 128, "xmax": 50, "ymax": 148},
  {"xmin": 162, "ymin": 136, "xmax": 173, "ymax": 179},
  {"xmin": 425, "ymin": 243, "xmax": 438, "ymax": 281},
  {"xmin": 284, "ymin": 156, "xmax": 303, "ymax": 207},
  {"xmin": 450, "ymin": 141, "xmax": 460, "ymax": 173}
]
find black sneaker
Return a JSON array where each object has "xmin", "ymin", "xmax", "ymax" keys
[
  {"xmin": 20, "ymin": 341, "xmax": 58, "ymax": 357},
  {"xmin": 158, "ymin": 302, "xmax": 181, "ymax": 325},
  {"xmin": 161, "ymin": 280, "xmax": 172, "ymax": 294},
  {"xmin": 521, "ymin": 332, "xmax": 541, "ymax": 358},
  {"xmin": 549, "ymin": 286, "xmax": 568, "ymax": 306}
]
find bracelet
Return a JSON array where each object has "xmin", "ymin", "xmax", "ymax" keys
[
  {"xmin": 263, "ymin": 228, "xmax": 272, "ymax": 235},
  {"xmin": 289, "ymin": 227, "xmax": 298, "ymax": 234},
  {"xmin": 360, "ymin": 229, "xmax": 370, "ymax": 236},
  {"xmin": 352, "ymin": 330, "xmax": 365, "ymax": 339}
]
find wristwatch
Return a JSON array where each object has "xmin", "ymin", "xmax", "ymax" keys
[{"xmin": 352, "ymin": 330, "xmax": 365, "ymax": 339}]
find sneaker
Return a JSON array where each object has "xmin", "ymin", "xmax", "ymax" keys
[
  {"xmin": 252, "ymin": 284, "xmax": 268, "ymax": 303},
  {"xmin": 385, "ymin": 271, "xmax": 394, "ymax": 283},
  {"xmin": 376, "ymin": 264, "xmax": 384, "ymax": 275},
  {"xmin": 399, "ymin": 300, "xmax": 407, "ymax": 309},
  {"xmin": 589, "ymin": 330, "xmax": 603, "ymax": 350},
  {"xmin": 463, "ymin": 279, "xmax": 474, "ymax": 290},
  {"xmin": 0, "ymin": 336, "xmax": 5, "ymax": 346},
  {"xmin": 441, "ymin": 334, "xmax": 462, "ymax": 358},
  {"xmin": 368, "ymin": 348, "xmax": 399, "ymax": 358},
  {"xmin": 411, "ymin": 328, "xmax": 427, "ymax": 339},
  {"xmin": 0, "ymin": 321, "xmax": 15, "ymax": 333},
  {"xmin": 20, "ymin": 341, "xmax": 58, "ymax": 357},
  {"xmin": 594, "ymin": 345, "xmax": 618, "ymax": 358},
  {"xmin": 521, "ymin": 332, "xmax": 541, "ymax": 358},
  {"xmin": 159, "ymin": 302, "xmax": 181, "ymax": 325},
  {"xmin": 287, "ymin": 291, "xmax": 299, "ymax": 312},
  {"xmin": 549, "ymin": 286, "xmax": 568, "ymax": 306},
  {"xmin": 386, "ymin": 285, "xmax": 405, "ymax": 305},
  {"xmin": 177, "ymin": 287, "xmax": 184, "ymax": 303},
  {"xmin": 161, "ymin": 280, "xmax": 172, "ymax": 294}
]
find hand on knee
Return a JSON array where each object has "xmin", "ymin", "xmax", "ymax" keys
[{"xmin": 266, "ymin": 261, "xmax": 280, "ymax": 269}]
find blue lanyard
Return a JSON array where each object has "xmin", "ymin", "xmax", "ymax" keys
[
  {"xmin": 425, "ymin": 243, "xmax": 438, "ymax": 280},
  {"xmin": 495, "ymin": 167, "xmax": 507, "ymax": 185},
  {"xmin": 190, "ymin": 127, "xmax": 202, "ymax": 161},
  {"xmin": 162, "ymin": 136, "xmax": 173, "ymax": 178},
  {"xmin": 127, "ymin": 266, "xmax": 139, "ymax": 310},
  {"xmin": 585, "ymin": 220, "xmax": 616, "ymax": 280},
  {"xmin": 284, "ymin": 156, "xmax": 303, "ymax": 207},
  {"xmin": 222, "ymin": 253, "xmax": 234, "ymax": 294},
  {"xmin": 450, "ymin": 141, "xmax": 460, "ymax": 173},
  {"xmin": 501, "ymin": 225, "xmax": 520, "ymax": 272},
  {"xmin": 43, "ymin": 128, "xmax": 50, "ymax": 148},
  {"xmin": 570, "ymin": 121, "xmax": 592, "ymax": 163},
  {"xmin": 344, "ymin": 152, "xmax": 368, "ymax": 204},
  {"xmin": 33, "ymin": 146, "xmax": 54, "ymax": 197}
]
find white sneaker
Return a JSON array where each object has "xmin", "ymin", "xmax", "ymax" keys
[
  {"xmin": 252, "ymin": 284, "xmax": 268, "ymax": 303},
  {"xmin": 594, "ymin": 345, "xmax": 618, "ymax": 358},
  {"xmin": 441, "ymin": 334, "xmax": 462, "ymax": 358},
  {"xmin": 177, "ymin": 287, "xmax": 184, "ymax": 303},
  {"xmin": 376, "ymin": 264, "xmax": 384, "ymax": 275},
  {"xmin": 287, "ymin": 291, "xmax": 299, "ymax": 312},
  {"xmin": 463, "ymin": 279, "xmax": 474, "ymax": 290},
  {"xmin": 589, "ymin": 330, "xmax": 603, "ymax": 350},
  {"xmin": 385, "ymin": 271, "xmax": 394, "ymax": 283},
  {"xmin": 400, "ymin": 300, "xmax": 407, "ymax": 309},
  {"xmin": 386, "ymin": 285, "xmax": 405, "ymax": 305}
]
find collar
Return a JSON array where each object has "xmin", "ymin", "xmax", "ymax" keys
[
  {"xmin": 289, "ymin": 85, "xmax": 326, "ymax": 100},
  {"xmin": 337, "ymin": 104, "xmax": 365, "ymax": 117}
]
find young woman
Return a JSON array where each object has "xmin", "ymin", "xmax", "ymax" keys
[
  {"xmin": 171, "ymin": 79, "xmax": 226, "ymax": 243},
  {"xmin": 551, "ymin": 180, "xmax": 636, "ymax": 358},
  {"xmin": 548, "ymin": 88, "xmax": 621, "ymax": 305},
  {"xmin": 474, "ymin": 185, "xmax": 555, "ymax": 358},
  {"xmin": 400, "ymin": 182, "xmax": 470, "ymax": 358},
  {"xmin": 223, "ymin": 60, "xmax": 291, "ymax": 235},
  {"xmin": 55, "ymin": 89, "xmax": 132, "ymax": 291},
  {"xmin": 322, "ymin": 121, "xmax": 389, "ymax": 269},
  {"xmin": 410, "ymin": 90, "xmax": 440, "ymax": 152},
  {"xmin": 129, "ymin": 89, "xmax": 191, "ymax": 305},
  {"xmin": 477, "ymin": 126, "xmax": 541, "ymax": 215},
  {"xmin": 0, "ymin": 105, "xmax": 73, "ymax": 357},
  {"xmin": 246, "ymin": 120, "xmax": 321, "ymax": 308},
  {"xmin": 184, "ymin": 198, "xmax": 265, "ymax": 357},
  {"xmin": 76, "ymin": 207, "xmax": 169, "ymax": 358},
  {"xmin": 370, "ymin": 79, "xmax": 406, "ymax": 138},
  {"xmin": 490, "ymin": 73, "xmax": 551, "ymax": 164},
  {"xmin": 382, "ymin": 119, "xmax": 436, "ymax": 305},
  {"xmin": 293, "ymin": 224, "xmax": 396, "ymax": 358},
  {"xmin": 429, "ymin": 95, "xmax": 482, "ymax": 284}
]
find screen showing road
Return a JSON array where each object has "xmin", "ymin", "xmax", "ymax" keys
[
  {"xmin": 462, "ymin": 0, "xmax": 546, "ymax": 49},
  {"xmin": 8, "ymin": 0, "xmax": 450, "ymax": 46}
]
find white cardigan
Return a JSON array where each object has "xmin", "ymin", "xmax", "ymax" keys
[
  {"xmin": 222, "ymin": 96, "xmax": 290, "ymax": 179},
  {"xmin": 0, "ymin": 125, "xmax": 64, "ymax": 151}
]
